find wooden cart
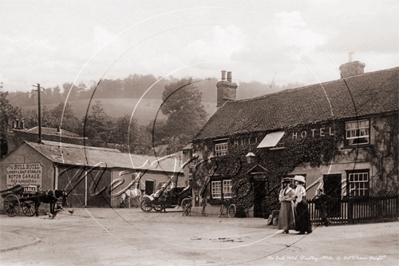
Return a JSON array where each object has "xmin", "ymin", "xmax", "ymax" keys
[{"xmin": 1, "ymin": 185, "xmax": 38, "ymax": 217}]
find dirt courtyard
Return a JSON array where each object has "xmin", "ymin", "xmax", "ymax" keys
[{"xmin": 0, "ymin": 208, "xmax": 397, "ymax": 266}]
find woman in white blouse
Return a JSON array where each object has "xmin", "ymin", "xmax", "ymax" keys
[
  {"xmin": 294, "ymin": 175, "xmax": 312, "ymax": 235},
  {"xmin": 278, "ymin": 177, "xmax": 296, "ymax": 233}
]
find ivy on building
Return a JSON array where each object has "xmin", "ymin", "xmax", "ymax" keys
[
  {"xmin": 191, "ymin": 115, "xmax": 399, "ymax": 216},
  {"xmin": 365, "ymin": 114, "xmax": 398, "ymax": 196}
]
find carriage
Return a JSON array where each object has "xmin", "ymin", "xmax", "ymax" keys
[
  {"xmin": 1, "ymin": 184, "xmax": 65, "ymax": 217},
  {"xmin": 140, "ymin": 185, "xmax": 192, "ymax": 213}
]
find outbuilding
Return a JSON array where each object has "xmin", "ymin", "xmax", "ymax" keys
[{"xmin": 0, "ymin": 140, "xmax": 185, "ymax": 210}]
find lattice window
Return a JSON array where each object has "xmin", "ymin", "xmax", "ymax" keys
[
  {"xmin": 348, "ymin": 172, "xmax": 369, "ymax": 196},
  {"xmin": 215, "ymin": 142, "xmax": 228, "ymax": 157},
  {"xmin": 223, "ymin": 180, "xmax": 232, "ymax": 198},
  {"xmin": 346, "ymin": 120, "xmax": 370, "ymax": 145},
  {"xmin": 211, "ymin": 181, "xmax": 221, "ymax": 199}
]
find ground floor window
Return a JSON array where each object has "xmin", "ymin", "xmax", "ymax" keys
[
  {"xmin": 347, "ymin": 170, "xmax": 369, "ymax": 196},
  {"xmin": 211, "ymin": 179, "xmax": 232, "ymax": 199},
  {"xmin": 223, "ymin": 180, "xmax": 232, "ymax": 198}
]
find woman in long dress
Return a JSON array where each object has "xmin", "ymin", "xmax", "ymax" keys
[
  {"xmin": 278, "ymin": 177, "xmax": 296, "ymax": 233},
  {"xmin": 294, "ymin": 175, "xmax": 312, "ymax": 234}
]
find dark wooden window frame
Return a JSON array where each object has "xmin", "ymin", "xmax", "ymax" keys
[
  {"xmin": 209, "ymin": 176, "xmax": 232, "ymax": 203},
  {"xmin": 345, "ymin": 169, "xmax": 370, "ymax": 197},
  {"xmin": 344, "ymin": 119, "xmax": 371, "ymax": 147}
]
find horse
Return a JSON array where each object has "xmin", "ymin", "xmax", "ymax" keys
[
  {"xmin": 120, "ymin": 188, "xmax": 142, "ymax": 208},
  {"xmin": 34, "ymin": 190, "xmax": 67, "ymax": 218}
]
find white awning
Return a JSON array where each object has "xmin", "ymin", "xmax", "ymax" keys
[{"xmin": 257, "ymin": 131, "xmax": 285, "ymax": 148}]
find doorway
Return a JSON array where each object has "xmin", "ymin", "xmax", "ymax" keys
[
  {"xmin": 323, "ymin": 174, "xmax": 342, "ymax": 217},
  {"xmin": 145, "ymin": 180, "xmax": 155, "ymax": 195}
]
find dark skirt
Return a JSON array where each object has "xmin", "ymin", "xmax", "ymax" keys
[
  {"xmin": 295, "ymin": 199, "xmax": 312, "ymax": 233},
  {"xmin": 278, "ymin": 201, "xmax": 295, "ymax": 230}
]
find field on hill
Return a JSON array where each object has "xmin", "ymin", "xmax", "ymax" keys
[{"xmin": 21, "ymin": 98, "xmax": 217, "ymax": 125}]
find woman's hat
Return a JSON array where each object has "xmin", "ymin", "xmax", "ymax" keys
[
  {"xmin": 294, "ymin": 175, "xmax": 306, "ymax": 184},
  {"xmin": 281, "ymin": 177, "xmax": 291, "ymax": 183}
]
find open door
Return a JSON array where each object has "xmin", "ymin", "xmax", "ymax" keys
[
  {"xmin": 323, "ymin": 174, "xmax": 341, "ymax": 218},
  {"xmin": 145, "ymin": 180, "xmax": 155, "ymax": 195}
]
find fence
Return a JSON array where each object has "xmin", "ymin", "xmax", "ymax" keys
[{"xmin": 308, "ymin": 195, "xmax": 399, "ymax": 225}]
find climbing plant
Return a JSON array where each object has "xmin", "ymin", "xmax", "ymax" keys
[
  {"xmin": 191, "ymin": 115, "xmax": 396, "ymax": 215},
  {"xmin": 364, "ymin": 114, "xmax": 399, "ymax": 196}
]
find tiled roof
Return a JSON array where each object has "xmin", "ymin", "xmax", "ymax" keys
[
  {"xmin": 194, "ymin": 67, "xmax": 399, "ymax": 140},
  {"xmin": 27, "ymin": 127, "xmax": 79, "ymax": 137},
  {"xmin": 26, "ymin": 141, "xmax": 181, "ymax": 173}
]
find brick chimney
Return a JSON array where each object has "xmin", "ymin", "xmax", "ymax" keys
[
  {"xmin": 339, "ymin": 52, "xmax": 366, "ymax": 78},
  {"xmin": 216, "ymin": 70, "xmax": 238, "ymax": 108}
]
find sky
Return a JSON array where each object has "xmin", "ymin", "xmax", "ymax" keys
[{"xmin": 1, "ymin": 0, "xmax": 398, "ymax": 94}]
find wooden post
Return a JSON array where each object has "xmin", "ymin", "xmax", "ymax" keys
[
  {"xmin": 85, "ymin": 171, "xmax": 88, "ymax": 207},
  {"xmin": 348, "ymin": 197, "xmax": 353, "ymax": 224},
  {"xmin": 37, "ymin": 83, "xmax": 42, "ymax": 143}
]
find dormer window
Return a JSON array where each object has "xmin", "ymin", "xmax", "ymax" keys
[
  {"xmin": 215, "ymin": 142, "xmax": 228, "ymax": 157},
  {"xmin": 345, "ymin": 120, "xmax": 370, "ymax": 145}
]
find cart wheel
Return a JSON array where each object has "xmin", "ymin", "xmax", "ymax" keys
[
  {"xmin": 228, "ymin": 204, "xmax": 236, "ymax": 218},
  {"xmin": 153, "ymin": 204, "xmax": 162, "ymax": 212},
  {"xmin": 22, "ymin": 200, "xmax": 36, "ymax": 217},
  {"xmin": 4, "ymin": 194, "xmax": 20, "ymax": 217},
  {"xmin": 181, "ymin": 198, "xmax": 192, "ymax": 216},
  {"xmin": 140, "ymin": 198, "xmax": 153, "ymax": 212}
]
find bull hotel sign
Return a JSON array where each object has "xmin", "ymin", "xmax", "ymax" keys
[{"xmin": 6, "ymin": 163, "xmax": 42, "ymax": 188}]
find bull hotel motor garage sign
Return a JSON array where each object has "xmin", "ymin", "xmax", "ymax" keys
[{"xmin": 6, "ymin": 163, "xmax": 42, "ymax": 188}]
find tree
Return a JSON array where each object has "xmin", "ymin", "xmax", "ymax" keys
[
  {"xmin": 83, "ymin": 100, "xmax": 113, "ymax": 147},
  {"xmin": 49, "ymin": 103, "xmax": 81, "ymax": 134},
  {"xmin": 160, "ymin": 78, "xmax": 208, "ymax": 153},
  {"xmin": 146, "ymin": 119, "xmax": 168, "ymax": 146},
  {"xmin": 62, "ymin": 82, "xmax": 81, "ymax": 102},
  {"xmin": 105, "ymin": 114, "xmax": 151, "ymax": 154},
  {"xmin": 0, "ymin": 91, "xmax": 21, "ymax": 158}
]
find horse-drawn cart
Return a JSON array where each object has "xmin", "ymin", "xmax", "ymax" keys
[
  {"xmin": 1, "ymin": 185, "xmax": 65, "ymax": 217},
  {"xmin": 1, "ymin": 185, "xmax": 39, "ymax": 217}
]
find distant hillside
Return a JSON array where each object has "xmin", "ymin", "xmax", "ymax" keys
[{"xmin": 21, "ymin": 98, "xmax": 218, "ymax": 125}]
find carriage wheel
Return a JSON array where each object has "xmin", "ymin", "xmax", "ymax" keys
[
  {"xmin": 4, "ymin": 194, "xmax": 20, "ymax": 217},
  {"xmin": 22, "ymin": 200, "xmax": 36, "ymax": 217},
  {"xmin": 140, "ymin": 198, "xmax": 153, "ymax": 212},
  {"xmin": 228, "ymin": 204, "xmax": 237, "ymax": 218},
  {"xmin": 181, "ymin": 198, "xmax": 192, "ymax": 216},
  {"xmin": 153, "ymin": 204, "xmax": 162, "ymax": 212}
]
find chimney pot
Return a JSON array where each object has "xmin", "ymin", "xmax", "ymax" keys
[
  {"xmin": 221, "ymin": 70, "xmax": 226, "ymax": 81},
  {"xmin": 227, "ymin": 71, "xmax": 232, "ymax": 82},
  {"xmin": 216, "ymin": 71, "xmax": 237, "ymax": 108}
]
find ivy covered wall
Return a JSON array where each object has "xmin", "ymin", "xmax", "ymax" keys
[{"xmin": 191, "ymin": 112, "xmax": 398, "ymax": 216}]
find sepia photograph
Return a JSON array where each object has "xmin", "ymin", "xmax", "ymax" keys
[{"xmin": 0, "ymin": 0, "xmax": 398, "ymax": 265}]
